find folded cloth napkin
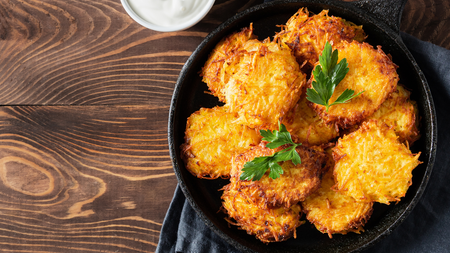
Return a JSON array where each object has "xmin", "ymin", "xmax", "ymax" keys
[{"xmin": 156, "ymin": 24, "xmax": 450, "ymax": 253}]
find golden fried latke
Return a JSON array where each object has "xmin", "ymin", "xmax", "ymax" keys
[
  {"xmin": 230, "ymin": 143, "xmax": 326, "ymax": 208},
  {"xmin": 302, "ymin": 168, "xmax": 373, "ymax": 238},
  {"xmin": 222, "ymin": 181, "xmax": 303, "ymax": 243},
  {"xmin": 333, "ymin": 120, "xmax": 421, "ymax": 204},
  {"xmin": 181, "ymin": 106, "xmax": 261, "ymax": 179},
  {"xmin": 309, "ymin": 40, "xmax": 398, "ymax": 128},
  {"xmin": 276, "ymin": 8, "xmax": 365, "ymax": 73},
  {"xmin": 282, "ymin": 93, "xmax": 339, "ymax": 146},
  {"xmin": 365, "ymin": 84, "xmax": 420, "ymax": 145},
  {"xmin": 201, "ymin": 25, "xmax": 257, "ymax": 102},
  {"xmin": 221, "ymin": 40, "xmax": 306, "ymax": 130}
]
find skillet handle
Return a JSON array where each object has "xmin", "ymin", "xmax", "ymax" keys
[{"xmin": 347, "ymin": 0, "xmax": 408, "ymax": 34}]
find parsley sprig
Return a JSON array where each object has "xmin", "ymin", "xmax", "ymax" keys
[
  {"xmin": 239, "ymin": 122, "xmax": 301, "ymax": 181},
  {"xmin": 306, "ymin": 41, "xmax": 364, "ymax": 112}
]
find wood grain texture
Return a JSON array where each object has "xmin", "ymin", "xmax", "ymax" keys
[
  {"xmin": 401, "ymin": 0, "xmax": 450, "ymax": 47},
  {"xmin": 0, "ymin": 105, "xmax": 173, "ymax": 252},
  {"xmin": 0, "ymin": 0, "xmax": 448, "ymax": 252}
]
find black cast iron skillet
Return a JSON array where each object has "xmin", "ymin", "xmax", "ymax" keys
[{"xmin": 168, "ymin": 0, "xmax": 438, "ymax": 252}]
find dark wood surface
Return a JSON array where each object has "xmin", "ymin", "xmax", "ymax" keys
[{"xmin": 0, "ymin": 0, "xmax": 448, "ymax": 252}]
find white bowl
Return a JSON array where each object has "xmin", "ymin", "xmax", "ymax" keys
[{"xmin": 121, "ymin": 0, "xmax": 215, "ymax": 32}]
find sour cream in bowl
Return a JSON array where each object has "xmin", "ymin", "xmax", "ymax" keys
[{"xmin": 121, "ymin": 0, "xmax": 215, "ymax": 32}]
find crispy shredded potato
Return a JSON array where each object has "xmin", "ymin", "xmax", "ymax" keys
[
  {"xmin": 181, "ymin": 106, "xmax": 261, "ymax": 179},
  {"xmin": 332, "ymin": 120, "xmax": 421, "ymax": 204},
  {"xmin": 222, "ymin": 181, "xmax": 303, "ymax": 243},
  {"xmin": 230, "ymin": 143, "xmax": 326, "ymax": 208},
  {"xmin": 302, "ymin": 168, "xmax": 373, "ymax": 238},
  {"xmin": 276, "ymin": 8, "xmax": 365, "ymax": 73},
  {"xmin": 309, "ymin": 40, "xmax": 399, "ymax": 128},
  {"xmin": 201, "ymin": 25, "xmax": 257, "ymax": 102},
  {"xmin": 221, "ymin": 39, "xmax": 306, "ymax": 130},
  {"xmin": 365, "ymin": 84, "xmax": 420, "ymax": 144},
  {"xmin": 202, "ymin": 27, "xmax": 306, "ymax": 130},
  {"xmin": 282, "ymin": 93, "xmax": 339, "ymax": 146}
]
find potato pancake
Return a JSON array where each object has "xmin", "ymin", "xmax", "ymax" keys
[
  {"xmin": 181, "ymin": 106, "xmax": 261, "ymax": 179},
  {"xmin": 222, "ymin": 39, "xmax": 306, "ymax": 130},
  {"xmin": 332, "ymin": 120, "xmax": 421, "ymax": 204},
  {"xmin": 282, "ymin": 93, "xmax": 339, "ymax": 146},
  {"xmin": 277, "ymin": 8, "xmax": 365, "ymax": 74},
  {"xmin": 302, "ymin": 168, "xmax": 373, "ymax": 238},
  {"xmin": 365, "ymin": 84, "xmax": 420, "ymax": 144},
  {"xmin": 201, "ymin": 25, "xmax": 257, "ymax": 102},
  {"xmin": 309, "ymin": 40, "xmax": 398, "ymax": 128},
  {"xmin": 222, "ymin": 181, "xmax": 303, "ymax": 243},
  {"xmin": 230, "ymin": 143, "xmax": 326, "ymax": 208}
]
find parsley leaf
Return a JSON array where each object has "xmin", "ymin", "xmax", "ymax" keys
[
  {"xmin": 306, "ymin": 41, "xmax": 364, "ymax": 112},
  {"xmin": 239, "ymin": 122, "xmax": 301, "ymax": 181}
]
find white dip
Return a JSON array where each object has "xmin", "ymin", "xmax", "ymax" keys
[{"xmin": 127, "ymin": 0, "xmax": 209, "ymax": 27}]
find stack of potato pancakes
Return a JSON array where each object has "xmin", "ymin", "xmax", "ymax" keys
[{"xmin": 180, "ymin": 8, "xmax": 421, "ymax": 243}]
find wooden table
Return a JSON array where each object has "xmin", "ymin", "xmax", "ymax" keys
[{"xmin": 0, "ymin": 0, "xmax": 448, "ymax": 252}]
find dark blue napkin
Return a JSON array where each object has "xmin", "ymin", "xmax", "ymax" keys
[{"xmin": 156, "ymin": 27, "xmax": 450, "ymax": 253}]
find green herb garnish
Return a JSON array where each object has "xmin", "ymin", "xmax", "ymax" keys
[
  {"xmin": 306, "ymin": 41, "xmax": 364, "ymax": 112},
  {"xmin": 239, "ymin": 122, "xmax": 301, "ymax": 181}
]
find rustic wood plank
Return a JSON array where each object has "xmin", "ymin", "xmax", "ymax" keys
[
  {"xmin": 0, "ymin": 0, "xmax": 192, "ymax": 105},
  {"xmin": 0, "ymin": 105, "xmax": 176, "ymax": 252}
]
